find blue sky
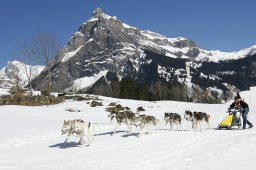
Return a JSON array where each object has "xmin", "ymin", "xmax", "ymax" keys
[{"xmin": 1, "ymin": 0, "xmax": 256, "ymax": 68}]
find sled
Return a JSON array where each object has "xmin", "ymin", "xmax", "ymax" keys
[{"xmin": 218, "ymin": 109, "xmax": 241, "ymax": 130}]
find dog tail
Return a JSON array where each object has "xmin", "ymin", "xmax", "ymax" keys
[{"xmin": 153, "ymin": 119, "xmax": 160, "ymax": 126}]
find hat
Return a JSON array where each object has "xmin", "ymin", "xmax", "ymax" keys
[{"xmin": 234, "ymin": 96, "xmax": 240, "ymax": 100}]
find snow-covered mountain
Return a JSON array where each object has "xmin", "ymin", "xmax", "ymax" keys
[
  {"xmin": 31, "ymin": 7, "xmax": 256, "ymax": 102},
  {"xmin": 0, "ymin": 60, "xmax": 45, "ymax": 88}
]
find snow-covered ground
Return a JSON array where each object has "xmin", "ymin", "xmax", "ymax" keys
[{"xmin": 0, "ymin": 88, "xmax": 256, "ymax": 170}]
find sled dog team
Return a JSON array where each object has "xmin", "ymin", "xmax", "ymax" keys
[{"xmin": 61, "ymin": 104, "xmax": 211, "ymax": 147}]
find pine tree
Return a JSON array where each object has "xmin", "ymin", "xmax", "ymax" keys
[{"xmin": 120, "ymin": 75, "xmax": 137, "ymax": 99}]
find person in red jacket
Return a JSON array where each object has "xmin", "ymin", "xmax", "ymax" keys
[{"xmin": 229, "ymin": 96, "xmax": 253, "ymax": 129}]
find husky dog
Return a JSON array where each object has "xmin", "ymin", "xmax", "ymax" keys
[
  {"xmin": 135, "ymin": 114, "xmax": 160, "ymax": 137},
  {"xmin": 105, "ymin": 104, "xmax": 124, "ymax": 113},
  {"xmin": 61, "ymin": 119, "xmax": 94, "ymax": 146},
  {"xmin": 184, "ymin": 110, "xmax": 210, "ymax": 131},
  {"xmin": 108, "ymin": 110, "xmax": 136, "ymax": 134},
  {"xmin": 164, "ymin": 112, "xmax": 181, "ymax": 130}
]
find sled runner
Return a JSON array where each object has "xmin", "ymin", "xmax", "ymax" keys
[{"xmin": 218, "ymin": 109, "xmax": 242, "ymax": 130}]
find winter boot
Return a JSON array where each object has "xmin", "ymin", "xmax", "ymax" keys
[{"xmin": 249, "ymin": 124, "xmax": 253, "ymax": 129}]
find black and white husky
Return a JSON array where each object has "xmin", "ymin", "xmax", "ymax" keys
[
  {"xmin": 61, "ymin": 119, "xmax": 94, "ymax": 146},
  {"xmin": 164, "ymin": 112, "xmax": 182, "ymax": 130},
  {"xmin": 184, "ymin": 110, "xmax": 210, "ymax": 131},
  {"xmin": 108, "ymin": 110, "xmax": 136, "ymax": 134}
]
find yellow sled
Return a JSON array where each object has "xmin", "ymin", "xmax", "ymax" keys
[{"xmin": 218, "ymin": 110, "xmax": 241, "ymax": 129}]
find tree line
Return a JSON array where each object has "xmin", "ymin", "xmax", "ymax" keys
[{"xmin": 90, "ymin": 75, "xmax": 222, "ymax": 103}]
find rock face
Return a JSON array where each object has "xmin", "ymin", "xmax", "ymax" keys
[{"xmin": 31, "ymin": 8, "xmax": 256, "ymax": 103}]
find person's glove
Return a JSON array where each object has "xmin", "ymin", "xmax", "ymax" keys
[{"xmin": 236, "ymin": 107, "xmax": 243, "ymax": 112}]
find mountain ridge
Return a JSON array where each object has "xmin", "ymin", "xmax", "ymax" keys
[{"xmin": 59, "ymin": 8, "xmax": 256, "ymax": 63}]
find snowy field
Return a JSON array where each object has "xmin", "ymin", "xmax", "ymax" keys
[{"xmin": 0, "ymin": 88, "xmax": 256, "ymax": 170}]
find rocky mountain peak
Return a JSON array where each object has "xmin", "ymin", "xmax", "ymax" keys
[{"xmin": 93, "ymin": 7, "xmax": 104, "ymax": 17}]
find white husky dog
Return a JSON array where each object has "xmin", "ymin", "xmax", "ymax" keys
[{"xmin": 61, "ymin": 119, "xmax": 94, "ymax": 146}]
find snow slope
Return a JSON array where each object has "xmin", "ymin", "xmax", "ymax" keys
[
  {"xmin": 65, "ymin": 70, "xmax": 108, "ymax": 92},
  {"xmin": 196, "ymin": 45, "xmax": 256, "ymax": 62},
  {"xmin": 0, "ymin": 88, "xmax": 256, "ymax": 170}
]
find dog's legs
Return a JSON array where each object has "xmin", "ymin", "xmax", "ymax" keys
[
  {"xmin": 78, "ymin": 135, "xmax": 85, "ymax": 146},
  {"xmin": 197, "ymin": 121, "xmax": 201, "ymax": 132},
  {"xmin": 194, "ymin": 120, "xmax": 197, "ymax": 131},
  {"xmin": 113, "ymin": 122, "xmax": 121, "ymax": 134},
  {"xmin": 148, "ymin": 124, "xmax": 153, "ymax": 134},
  {"xmin": 126, "ymin": 119, "xmax": 132, "ymax": 134},
  {"xmin": 145, "ymin": 124, "xmax": 151, "ymax": 134},
  {"xmin": 63, "ymin": 132, "xmax": 72, "ymax": 145},
  {"xmin": 139, "ymin": 124, "xmax": 145, "ymax": 137},
  {"xmin": 85, "ymin": 134, "xmax": 91, "ymax": 147},
  {"xmin": 199, "ymin": 121, "xmax": 202, "ymax": 132},
  {"xmin": 165, "ymin": 120, "xmax": 168, "ymax": 125},
  {"xmin": 170, "ymin": 122, "xmax": 173, "ymax": 131},
  {"xmin": 82, "ymin": 130, "xmax": 91, "ymax": 147},
  {"xmin": 135, "ymin": 124, "xmax": 140, "ymax": 131},
  {"xmin": 207, "ymin": 121, "xmax": 211, "ymax": 129},
  {"xmin": 85, "ymin": 134, "xmax": 91, "ymax": 146}
]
